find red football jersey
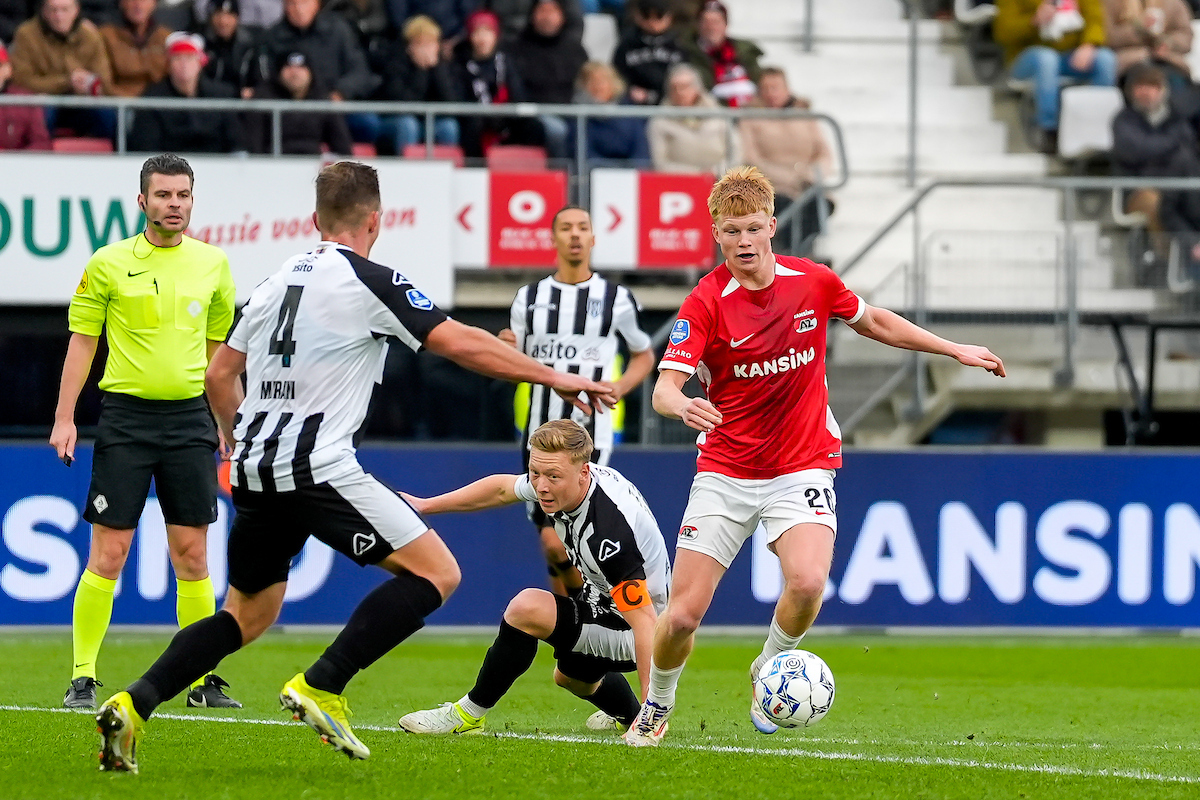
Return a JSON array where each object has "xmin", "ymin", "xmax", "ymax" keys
[{"xmin": 659, "ymin": 255, "xmax": 864, "ymax": 479}]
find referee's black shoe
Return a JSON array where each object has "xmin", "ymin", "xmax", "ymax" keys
[
  {"xmin": 63, "ymin": 676, "xmax": 102, "ymax": 709},
  {"xmin": 186, "ymin": 675, "xmax": 243, "ymax": 708}
]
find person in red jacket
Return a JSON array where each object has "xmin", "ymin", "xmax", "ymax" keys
[{"xmin": 0, "ymin": 43, "xmax": 52, "ymax": 150}]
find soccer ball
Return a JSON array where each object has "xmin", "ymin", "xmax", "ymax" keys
[{"xmin": 753, "ymin": 649, "xmax": 835, "ymax": 728}]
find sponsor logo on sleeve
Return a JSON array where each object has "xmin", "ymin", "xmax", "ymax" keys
[
  {"xmin": 76, "ymin": 271, "xmax": 89, "ymax": 294},
  {"xmin": 405, "ymin": 288, "xmax": 434, "ymax": 310},
  {"xmin": 678, "ymin": 525, "xmax": 697, "ymax": 540},
  {"xmin": 352, "ymin": 532, "xmax": 378, "ymax": 557},
  {"xmin": 597, "ymin": 539, "xmax": 621, "ymax": 561},
  {"xmin": 669, "ymin": 319, "xmax": 690, "ymax": 346}
]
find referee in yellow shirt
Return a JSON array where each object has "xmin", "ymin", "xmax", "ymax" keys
[{"xmin": 50, "ymin": 154, "xmax": 241, "ymax": 710}]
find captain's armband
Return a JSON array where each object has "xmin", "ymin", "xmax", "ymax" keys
[{"xmin": 610, "ymin": 579, "xmax": 649, "ymax": 612}]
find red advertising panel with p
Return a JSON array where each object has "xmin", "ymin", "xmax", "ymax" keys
[{"xmin": 637, "ymin": 172, "xmax": 716, "ymax": 267}]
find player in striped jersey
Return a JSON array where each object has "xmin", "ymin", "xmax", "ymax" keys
[
  {"xmin": 93, "ymin": 162, "xmax": 615, "ymax": 773},
  {"xmin": 500, "ymin": 206, "xmax": 654, "ymax": 595}
]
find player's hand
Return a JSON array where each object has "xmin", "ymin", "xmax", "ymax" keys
[
  {"xmin": 50, "ymin": 419, "xmax": 77, "ymax": 463},
  {"xmin": 497, "ymin": 328, "xmax": 518, "ymax": 348},
  {"xmin": 399, "ymin": 492, "xmax": 428, "ymax": 514},
  {"xmin": 953, "ymin": 344, "xmax": 1006, "ymax": 377},
  {"xmin": 678, "ymin": 397, "xmax": 722, "ymax": 432},
  {"xmin": 217, "ymin": 430, "xmax": 235, "ymax": 461},
  {"xmin": 552, "ymin": 374, "xmax": 617, "ymax": 415}
]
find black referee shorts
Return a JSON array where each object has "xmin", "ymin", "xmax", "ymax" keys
[{"xmin": 83, "ymin": 392, "xmax": 219, "ymax": 530}]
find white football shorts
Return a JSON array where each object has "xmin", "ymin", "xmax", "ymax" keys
[{"xmin": 676, "ymin": 469, "xmax": 837, "ymax": 569}]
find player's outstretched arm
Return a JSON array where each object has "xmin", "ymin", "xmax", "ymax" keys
[
  {"xmin": 619, "ymin": 601, "xmax": 657, "ymax": 701},
  {"xmin": 652, "ymin": 369, "xmax": 723, "ymax": 432},
  {"xmin": 49, "ymin": 332, "xmax": 100, "ymax": 463},
  {"xmin": 848, "ymin": 304, "xmax": 1006, "ymax": 377},
  {"xmin": 423, "ymin": 319, "xmax": 617, "ymax": 414},
  {"xmin": 205, "ymin": 344, "xmax": 247, "ymax": 453},
  {"xmin": 401, "ymin": 474, "xmax": 523, "ymax": 516}
]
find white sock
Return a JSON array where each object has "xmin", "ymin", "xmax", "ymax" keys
[
  {"xmin": 753, "ymin": 616, "xmax": 805, "ymax": 675},
  {"xmin": 646, "ymin": 660, "xmax": 685, "ymax": 708},
  {"xmin": 457, "ymin": 694, "xmax": 490, "ymax": 719}
]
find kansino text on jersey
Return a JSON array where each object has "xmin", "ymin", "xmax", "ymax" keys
[{"xmin": 733, "ymin": 347, "xmax": 816, "ymax": 379}]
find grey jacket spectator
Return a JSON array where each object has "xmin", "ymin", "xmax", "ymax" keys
[
  {"xmin": 259, "ymin": 0, "xmax": 378, "ymax": 99},
  {"xmin": 612, "ymin": 0, "xmax": 682, "ymax": 105},
  {"xmin": 647, "ymin": 62, "xmax": 739, "ymax": 173},
  {"xmin": 385, "ymin": 0, "xmax": 478, "ymax": 42},
  {"xmin": 485, "ymin": 0, "xmax": 580, "ymax": 46},
  {"xmin": 194, "ymin": 0, "xmax": 280, "ymax": 29},
  {"xmin": 739, "ymin": 68, "xmax": 833, "ymax": 198},
  {"xmin": 202, "ymin": 0, "xmax": 257, "ymax": 93},
  {"xmin": 509, "ymin": 0, "xmax": 584, "ymax": 104},
  {"xmin": 246, "ymin": 49, "xmax": 354, "ymax": 153}
]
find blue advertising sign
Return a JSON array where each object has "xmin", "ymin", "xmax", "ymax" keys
[{"xmin": 0, "ymin": 445, "xmax": 1197, "ymax": 626}]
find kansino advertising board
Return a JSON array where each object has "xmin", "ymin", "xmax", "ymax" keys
[{"xmin": 1, "ymin": 446, "xmax": 1199, "ymax": 627}]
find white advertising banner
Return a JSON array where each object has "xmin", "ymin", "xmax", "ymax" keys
[{"xmin": 0, "ymin": 154, "xmax": 455, "ymax": 307}]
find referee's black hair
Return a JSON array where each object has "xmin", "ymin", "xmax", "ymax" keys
[
  {"xmin": 140, "ymin": 153, "xmax": 194, "ymax": 195},
  {"xmin": 551, "ymin": 204, "xmax": 590, "ymax": 229}
]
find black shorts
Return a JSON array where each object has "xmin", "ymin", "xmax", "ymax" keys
[
  {"xmin": 84, "ymin": 392, "xmax": 219, "ymax": 529},
  {"xmin": 226, "ymin": 470, "xmax": 430, "ymax": 595},
  {"xmin": 521, "ymin": 445, "xmax": 610, "ymax": 531},
  {"xmin": 551, "ymin": 588, "xmax": 636, "ymax": 684}
]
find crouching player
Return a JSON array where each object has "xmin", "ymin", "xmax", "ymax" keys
[{"xmin": 399, "ymin": 420, "xmax": 670, "ymax": 735}]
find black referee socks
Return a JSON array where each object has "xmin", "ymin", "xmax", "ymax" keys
[
  {"xmin": 585, "ymin": 672, "xmax": 640, "ymax": 727},
  {"xmin": 467, "ymin": 620, "xmax": 539, "ymax": 709},
  {"xmin": 128, "ymin": 609, "xmax": 244, "ymax": 720},
  {"xmin": 305, "ymin": 572, "xmax": 443, "ymax": 696}
]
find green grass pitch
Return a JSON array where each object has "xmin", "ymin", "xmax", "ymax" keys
[{"xmin": 4, "ymin": 630, "xmax": 1200, "ymax": 799}]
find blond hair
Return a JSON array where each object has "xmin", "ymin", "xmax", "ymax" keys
[
  {"xmin": 708, "ymin": 165, "xmax": 775, "ymax": 220},
  {"xmin": 404, "ymin": 14, "xmax": 441, "ymax": 42},
  {"xmin": 528, "ymin": 420, "xmax": 594, "ymax": 465},
  {"xmin": 577, "ymin": 61, "xmax": 625, "ymax": 98}
]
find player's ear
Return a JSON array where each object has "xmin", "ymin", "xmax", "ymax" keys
[
  {"xmin": 711, "ymin": 222, "xmax": 720, "ymax": 243},
  {"xmin": 768, "ymin": 216, "xmax": 777, "ymax": 238},
  {"xmin": 311, "ymin": 211, "xmax": 320, "ymax": 232},
  {"xmin": 368, "ymin": 209, "xmax": 380, "ymax": 234},
  {"xmin": 138, "ymin": 194, "xmax": 146, "ymax": 212}
]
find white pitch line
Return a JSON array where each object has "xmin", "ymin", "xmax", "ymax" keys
[{"xmin": 6, "ymin": 704, "xmax": 1199, "ymax": 785}]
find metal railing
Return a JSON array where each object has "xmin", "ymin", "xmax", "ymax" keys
[
  {"xmin": 0, "ymin": 93, "xmax": 850, "ymax": 204},
  {"xmin": 834, "ymin": 175, "xmax": 1200, "ymax": 438}
]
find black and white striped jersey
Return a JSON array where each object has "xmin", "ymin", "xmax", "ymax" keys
[
  {"xmin": 226, "ymin": 241, "xmax": 447, "ymax": 493},
  {"xmin": 515, "ymin": 464, "xmax": 670, "ymax": 613},
  {"xmin": 510, "ymin": 274, "xmax": 651, "ymax": 453}
]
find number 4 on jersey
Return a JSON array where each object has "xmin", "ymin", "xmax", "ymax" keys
[{"xmin": 269, "ymin": 285, "xmax": 304, "ymax": 367}]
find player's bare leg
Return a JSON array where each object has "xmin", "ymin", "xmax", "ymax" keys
[
  {"xmin": 748, "ymin": 522, "xmax": 835, "ymax": 733},
  {"xmin": 625, "ymin": 548, "xmax": 725, "ymax": 746}
]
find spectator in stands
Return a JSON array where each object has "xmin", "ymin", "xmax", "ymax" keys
[
  {"xmin": 0, "ymin": 42, "xmax": 52, "ymax": 149},
  {"xmin": 487, "ymin": 0, "xmax": 581, "ymax": 47},
  {"xmin": 245, "ymin": 48, "xmax": 354, "ymax": 153},
  {"xmin": 1104, "ymin": 0, "xmax": 1193, "ymax": 83},
  {"xmin": 994, "ymin": 0, "xmax": 1116, "ymax": 152},
  {"xmin": 372, "ymin": 14, "xmax": 461, "ymax": 154},
  {"xmin": 259, "ymin": 0, "xmax": 380, "ymax": 140},
  {"xmin": 740, "ymin": 67, "xmax": 834, "ymax": 246},
  {"xmin": 203, "ymin": 0, "xmax": 258, "ymax": 96},
  {"xmin": 511, "ymin": 0, "xmax": 586, "ymax": 158},
  {"xmin": 386, "ymin": 0, "xmax": 479, "ymax": 56},
  {"xmin": 194, "ymin": 0, "xmax": 281, "ymax": 29},
  {"xmin": 647, "ymin": 61, "xmax": 738, "ymax": 173},
  {"xmin": 573, "ymin": 60, "xmax": 650, "ymax": 165},
  {"xmin": 100, "ymin": 0, "xmax": 170, "ymax": 96},
  {"xmin": 682, "ymin": 0, "xmax": 760, "ymax": 107},
  {"xmin": 612, "ymin": 0, "xmax": 682, "ymax": 105},
  {"xmin": 10, "ymin": 0, "xmax": 115, "ymax": 137},
  {"xmin": 1112, "ymin": 62, "xmax": 1199, "ymax": 263},
  {"xmin": 455, "ymin": 9, "xmax": 541, "ymax": 156},
  {"xmin": 323, "ymin": 0, "xmax": 389, "ymax": 45},
  {"xmin": 1, "ymin": 0, "xmax": 37, "ymax": 45},
  {"xmin": 129, "ymin": 31, "xmax": 242, "ymax": 151}
]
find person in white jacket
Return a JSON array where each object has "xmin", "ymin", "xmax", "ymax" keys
[{"xmin": 648, "ymin": 62, "xmax": 740, "ymax": 174}]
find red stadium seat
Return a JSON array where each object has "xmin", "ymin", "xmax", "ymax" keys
[
  {"xmin": 351, "ymin": 143, "xmax": 377, "ymax": 158},
  {"xmin": 485, "ymin": 145, "xmax": 547, "ymax": 171},
  {"xmin": 52, "ymin": 137, "xmax": 113, "ymax": 153},
  {"xmin": 402, "ymin": 144, "xmax": 465, "ymax": 167}
]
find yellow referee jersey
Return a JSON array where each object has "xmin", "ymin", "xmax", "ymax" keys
[{"xmin": 68, "ymin": 233, "xmax": 236, "ymax": 401}]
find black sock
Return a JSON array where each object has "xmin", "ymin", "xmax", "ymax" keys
[
  {"xmin": 127, "ymin": 610, "xmax": 243, "ymax": 720},
  {"xmin": 466, "ymin": 620, "xmax": 539, "ymax": 710},
  {"xmin": 585, "ymin": 672, "xmax": 641, "ymax": 727},
  {"xmin": 305, "ymin": 572, "xmax": 442, "ymax": 695}
]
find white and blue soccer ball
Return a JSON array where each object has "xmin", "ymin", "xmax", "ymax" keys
[{"xmin": 753, "ymin": 649, "xmax": 835, "ymax": 728}]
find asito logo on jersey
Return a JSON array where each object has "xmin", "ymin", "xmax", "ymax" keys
[
  {"xmin": 405, "ymin": 288, "xmax": 433, "ymax": 310},
  {"xmin": 733, "ymin": 347, "xmax": 816, "ymax": 379},
  {"xmin": 669, "ymin": 319, "xmax": 690, "ymax": 346}
]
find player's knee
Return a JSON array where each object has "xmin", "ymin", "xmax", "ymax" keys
[
  {"xmin": 425, "ymin": 557, "xmax": 462, "ymax": 601},
  {"xmin": 87, "ymin": 532, "xmax": 132, "ymax": 577},
  {"xmin": 169, "ymin": 543, "xmax": 209, "ymax": 581},
  {"xmin": 662, "ymin": 605, "xmax": 702, "ymax": 640},
  {"xmin": 503, "ymin": 587, "xmax": 550, "ymax": 632},
  {"xmin": 781, "ymin": 570, "xmax": 826, "ymax": 606}
]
